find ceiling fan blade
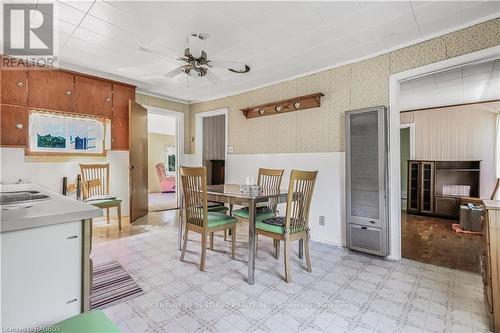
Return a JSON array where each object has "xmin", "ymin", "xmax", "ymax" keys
[
  {"xmin": 188, "ymin": 35, "xmax": 203, "ymax": 59},
  {"xmin": 163, "ymin": 67, "xmax": 183, "ymax": 78},
  {"xmin": 138, "ymin": 46, "xmax": 179, "ymax": 60},
  {"xmin": 204, "ymin": 71, "xmax": 221, "ymax": 86},
  {"xmin": 207, "ymin": 60, "xmax": 246, "ymax": 72}
]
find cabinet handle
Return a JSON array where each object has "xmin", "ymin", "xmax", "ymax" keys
[
  {"xmin": 15, "ymin": 123, "xmax": 23, "ymax": 129},
  {"xmin": 65, "ymin": 90, "xmax": 72, "ymax": 96},
  {"xmin": 369, "ymin": 220, "xmax": 376, "ymax": 224},
  {"xmin": 16, "ymin": 81, "xmax": 24, "ymax": 88},
  {"xmin": 67, "ymin": 235, "xmax": 78, "ymax": 239},
  {"xmin": 66, "ymin": 298, "xmax": 78, "ymax": 304}
]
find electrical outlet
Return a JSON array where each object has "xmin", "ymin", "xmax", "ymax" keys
[{"xmin": 319, "ymin": 216, "xmax": 326, "ymax": 226}]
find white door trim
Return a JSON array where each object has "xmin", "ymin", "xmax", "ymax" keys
[
  {"xmin": 387, "ymin": 45, "xmax": 500, "ymax": 260},
  {"xmin": 195, "ymin": 108, "xmax": 228, "ymax": 167},
  {"xmin": 143, "ymin": 105, "xmax": 184, "ymax": 209}
]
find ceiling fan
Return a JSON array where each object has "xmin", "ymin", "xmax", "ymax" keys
[{"xmin": 136, "ymin": 33, "xmax": 250, "ymax": 85}]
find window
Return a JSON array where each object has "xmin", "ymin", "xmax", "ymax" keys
[
  {"xmin": 165, "ymin": 146, "xmax": 176, "ymax": 173},
  {"xmin": 29, "ymin": 112, "xmax": 105, "ymax": 154}
]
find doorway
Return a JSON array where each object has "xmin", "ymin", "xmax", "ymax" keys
[
  {"xmin": 389, "ymin": 48, "xmax": 499, "ymax": 272},
  {"xmin": 147, "ymin": 110, "xmax": 181, "ymax": 211},
  {"xmin": 195, "ymin": 109, "xmax": 228, "ymax": 184}
]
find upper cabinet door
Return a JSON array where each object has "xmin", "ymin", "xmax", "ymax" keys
[
  {"xmin": 0, "ymin": 105, "xmax": 28, "ymax": 147},
  {"xmin": 1, "ymin": 66, "xmax": 28, "ymax": 106},
  {"xmin": 112, "ymin": 84, "xmax": 135, "ymax": 119},
  {"xmin": 28, "ymin": 70, "xmax": 75, "ymax": 112},
  {"xmin": 75, "ymin": 76, "xmax": 112, "ymax": 118}
]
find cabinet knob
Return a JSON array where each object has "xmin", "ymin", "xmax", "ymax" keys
[
  {"xmin": 15, "ymin": 123, "xmax": 23, "ymax": 129},
  {"xmin": 106, "ymin": 97, "xmax": 111, "ymax": 102},
  {"xmin": 65, "ymin": 90, "xmax": 72, "ymax": 96},
  {"xmin": 16, "ymin": 81, "xmax": 24, "ymax": 88}
]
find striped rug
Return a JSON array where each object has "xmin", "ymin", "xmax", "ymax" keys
[{"xmin": 91, "ymin": 260, "xmax": 144, "ymax": 310}]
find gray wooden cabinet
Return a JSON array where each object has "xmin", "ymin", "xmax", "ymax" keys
[{"xmin": 345, "ymin": 106, "xmax": 389, "ymax": 257}]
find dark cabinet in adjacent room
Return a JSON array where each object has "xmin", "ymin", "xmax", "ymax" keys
[{"xmin": 407, "ymin": 160, "xmax": 480, "ymax": 219}]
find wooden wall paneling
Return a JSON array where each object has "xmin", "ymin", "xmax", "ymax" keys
[
  {"xmin": 28, "ymin": 70, "xmax": 75, "ymax": 112},
  {"xmin": 1, "ymin": 64, "xmax": 28, "ymax": 106},
  {"xmin": 75, "ymin": 75, "xmax": 112, "ymax": 117},
  {"xmin": 0, "ymin": 105, "xmax": 28, "ymax": 147}
]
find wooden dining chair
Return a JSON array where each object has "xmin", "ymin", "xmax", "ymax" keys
[
  {"xmin": 256, "ymin": 169, "xmax": 318, "ymax": 283},
  {"xmin": 180, "ymin": 167, "xmax": 237, "ymax": 271},
  {"xmin": 79, "ymin": 163, "xmax": 122, "ymax": 230},
  {"xmin": 231, "ymin": 168, "xmax": 284, "ymax": 254}
]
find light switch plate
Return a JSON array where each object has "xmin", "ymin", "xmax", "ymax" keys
[
  {"xmin": 228, "ymin": 145, "xmax": 234, "ymax": 153},
  {"xmin": 319, "ymin": 216, "xmax": 326, "ymax": 226}
]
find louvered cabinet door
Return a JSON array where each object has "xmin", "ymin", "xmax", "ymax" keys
[{"xmin": 346, "ymin": 106, "xmax": 388, "ymax": 256}]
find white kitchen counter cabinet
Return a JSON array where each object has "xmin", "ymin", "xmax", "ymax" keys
[
  {"xmin": 2, "ymin": 221, "xmax": 83, "ymax": 328},
  {"xmin": 0, "ymin": 184, "xmax": 101, "ymax": 330}
]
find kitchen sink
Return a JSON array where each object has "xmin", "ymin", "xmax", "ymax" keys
[{"xmin": 0, "ymin": 191, "xmax": 51, "ymax": 205}]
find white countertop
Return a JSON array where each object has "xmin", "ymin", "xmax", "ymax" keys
[
  {"xmin": 484, "ymin": 200, "xmax": 500, "ymax": 211},
  {"xmin": 0, "ymin": 184, "xmax": 102, "ymax": 233}
]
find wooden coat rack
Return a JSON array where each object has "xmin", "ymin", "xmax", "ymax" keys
[{"xmin": 240, "ymin": 93, "xmax": 324, "ymax": 119}]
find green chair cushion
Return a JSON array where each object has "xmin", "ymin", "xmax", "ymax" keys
[
  {"xmin": 207, "ymin": 212, "xmax": 237, "ymax": 228},
  {"xmin": 208, "ymin": 205, "xmax": 229, "ymax": 214},
  {"xmin": 233, "ymin": 207, "xmax": 275, "ymax": 221},
  {"xmin": 256, "ymin": 220, "xmax": 284, "ymax": 234},
  {"xmin": 85, "ymin": 198, "xmax": 122, "ymax": 207},
  {"xmin": 54, "ymin": 310, "xmax": 120, "ymax": 333},
  {"xmin": 257, "ymin": 216, "xmax": 305, "ymax": 234}
]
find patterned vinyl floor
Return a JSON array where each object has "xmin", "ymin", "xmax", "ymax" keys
[{"xmin": 92, "ymin": 211, "xmax": 491, "ymax": 333}]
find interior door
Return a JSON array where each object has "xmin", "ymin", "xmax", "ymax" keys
[{"xmin": 129, "ymin": 101, "xmax": 148, "ymax": 223}]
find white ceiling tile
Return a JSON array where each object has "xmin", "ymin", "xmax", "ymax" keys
[
  {"xmin": 412, "ymin": 1, "xmax": 462, "ymax": 24},
  {"xmin": 78, "ymin": 14, "xmax": 135, "ymax": 48},
  {"xmin": 58, "ymin": 0, "xmax": 95, "ymax": 14},
  {"xmin": 50, "ymin": 1, "xmax": 498, "ymax": 102},
  {"xmin": 462, "ymin": 1, "xmax": 500, "ymax": 22},
  {"xmin": 87, "ymin": 0, "xmax": 133, "ymax": 24},
  {"xmin": 31, "ymin": 1, "xmax": 85, "ymax": 26},
  {"xmin": 306, "ymin": 1, "xmax": 362, "ymax": 24}
]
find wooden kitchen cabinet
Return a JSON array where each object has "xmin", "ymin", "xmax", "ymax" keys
[
  {"xmin": 111, "ymin": 84, "xmax": 134, "ymax": 150},
  {"xmin": 483, "ymin": 201, "xmax": 500, "ymax": 332},
  {"xmin": 112, "ymin": 84, "xmax": 134, "ymax": 119},
  {"xmin": 28, "ymin": 69, "xmax": 75, "ymax": 112},
  {"xmin": 111, "ymin": 117, "xmax": 129, "ymax": 150},
  {"xmin": 1, "ymin": 65, "xmax": 28, "ymax": 106},
  {"xmin": 0, "ymin": 105, "xmax": 28, "ymax": 147},
  {"xmin": 75, "ymin": 75, "xmax": 112, "ymax": 118}
]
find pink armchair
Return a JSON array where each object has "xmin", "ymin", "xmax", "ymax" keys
[{"xmin": 155, "ymin": 163, "xmax": 176, "ymax": 193}]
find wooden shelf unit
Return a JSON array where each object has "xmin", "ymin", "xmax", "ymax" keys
[{"xmin": 407, "ymin": 160, "xmax": 481, "ymax": 219}]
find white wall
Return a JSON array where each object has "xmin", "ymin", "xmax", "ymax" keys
[
  {"xmin": 0, "ymin": 148, "xmax": 129, "ymax": 217},
  {"xmin": 226, "ymin": 153, "xmax": 346, "ymax": 246}
]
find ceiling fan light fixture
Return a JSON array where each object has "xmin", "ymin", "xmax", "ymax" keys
[
  {"xmin": 258, "ymin": 109, "xmax": 265, "ymax": 116},
  {"xmin": 275, "ymin": 105, "xmax": 282, "ymax": 112},
  {"xmin": 293, "ymin": 101, "xmax": 301, "ymax": 109}
]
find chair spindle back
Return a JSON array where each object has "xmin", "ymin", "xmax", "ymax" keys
[
  {"xmin": 257, "ymin": 168, "xmax": 284, "ymax": 212},
  {"xmin": 285, "ymin": 170, "xmax": 318, "ymax": 234},
  {"xmin": 180, "ymin": 167, "xmax": 208, "ymax": 229},
  {"xmin": 79, "ymin": 164, "xmax": 110, "ymax": 200}
]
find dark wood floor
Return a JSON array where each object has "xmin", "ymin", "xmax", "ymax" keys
[{"xmin": 402, "ymin": 212, "xmax": 482, "ymax": 273}]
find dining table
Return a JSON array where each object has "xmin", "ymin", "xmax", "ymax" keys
[{"xmin": 178, "ymin": 184, "xmax": 301, "ymax": 285}]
